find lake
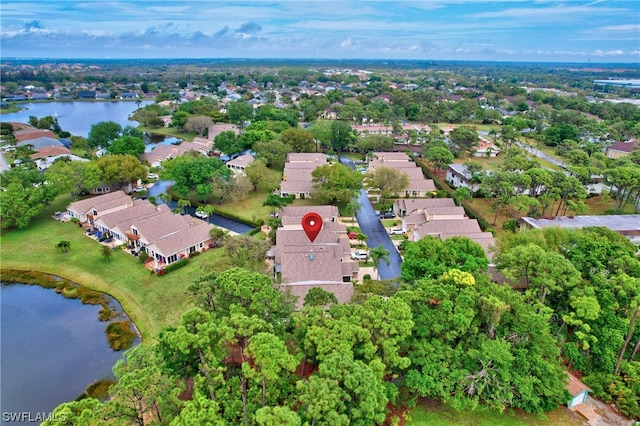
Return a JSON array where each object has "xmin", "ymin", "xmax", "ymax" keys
[
  {"xmin": 0, "ymin": 283, "xmax": 135, "ymax": 424},
  {"xmin": 1, "ymin": 100, "xmax": 152, "ymax": 138}
]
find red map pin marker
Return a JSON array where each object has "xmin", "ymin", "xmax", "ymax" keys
[{"xmin": 302, "ymin": 212, "xmax": 322, "ymax": 242}]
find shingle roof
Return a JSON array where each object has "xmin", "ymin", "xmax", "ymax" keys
[
  {"xmin": 146, "ymin": 221, "xmax": 213, "ymax": 257},
  {"xmin": 279, "ymin": 205, "xmax": 339, "ymax": 226},
  {"xmin": 396, "ymin": 198, "xmax": 456, "ymax": 213},
  {"xmin": 17, "ymin": 136, "xmax": 63, "ymax": 149},
  {"xmin": 275, "ymin": 227, "xmax": 354, "ymax": 285},
  {"xmin": 94, "ymin": 199, "xmax": 160, "ymax": 229},
  {"xmin": 407, "ymin": 179, "xmax": 436, "ymax": 192},
  {"xmin": 606, "ymin": 139, "xmax": 638, "ymax": 153},
  {"xmin": 226, "ymin": 153, "xmax": 254, "ymax": 168},
  {"xmin": 286, "ymin": 153, "xmax": 328, "ymax": 163},
  {"xmin": 67, "ymin": 190, "xmax": 132, "ymax": 216},
  {"xmin": 413, "ymin": 218, "xmax": 482, "ymax": 240},
  {"xmin": 566, "ymin": 372, "xmax": 590, "ymax": 397},
  {"xmin": 14, "ymin": 128, "xmax": 57, "ymax": 142},
  {"xmin": 132, "ymin": 211, "xmax": 195, "ymax": 244},
  {"xmin": 30, "ymin": 145, "xmax": 72, "ymax": 158},
  {"xmin": 111, "ymin": 205, "xmax": 170, "ymax": 238}
]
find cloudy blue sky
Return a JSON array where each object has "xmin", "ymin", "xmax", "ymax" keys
[{"xmin": 1, "ymin": 1, "xmax": 638, "ymax": 62}]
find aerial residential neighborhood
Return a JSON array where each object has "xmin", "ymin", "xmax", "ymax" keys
[{"xmin": 1, "ymin": 55, "xmax": 639, "ymax": 426}]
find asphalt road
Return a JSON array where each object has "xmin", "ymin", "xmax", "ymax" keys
[
  {"xmin": 516, "ymin": 141, "xmax": 566, "ymax": 168},
  {"xmin": 340, "ymin": 157, "xmax": 402, "ymax": 280},
  {"xmin": 0, "ymin": 151, "xmax": 10, "ymax": 172}
]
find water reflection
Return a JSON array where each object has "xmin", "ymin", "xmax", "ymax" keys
[
  {"xmin": 144, "ymin": 133, "xmax": 182, "ymax": 153},
  {"xmin": 0, "ymin": 284, "xmax": 138, "ymax": 424},
  {"xmin": 146, "ymin": 180, "xmax": 254, "ymax": 234}
]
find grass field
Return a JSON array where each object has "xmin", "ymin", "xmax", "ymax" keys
[
  {"xmin": 137, "ymin": 125, "xmax": 197, "ymax": 142},
  {"xmin": 0, "ymin": 194, "xmax": 227, "ymax": 343},
  {"xmin": 405, "ymin": 399, "xmax": 584, "ymax": 426}
]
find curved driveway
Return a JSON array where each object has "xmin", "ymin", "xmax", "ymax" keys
[{"xmin": 340, "ymin": 157, "xmax": 402, "ymax": 280}]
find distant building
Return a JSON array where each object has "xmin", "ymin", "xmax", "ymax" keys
[
  {"xmin": 226, "ymin": 153, "xmax": 254, "ymax": 175},
  {"xmin": 520, "ymin": 215, "xmax": 640, "ymax": 244},
  {"xmin": 368, "ymin": 152, "xmax": 436, "ymax": 197},
  {"xmin": 605, "ymin": 139, "xmax": 638, "ymax": 159},
  {"xmin": 566, "ymin": 372, "xmax": 590, "ymax": 410},
  {"xmin": 279, "ymin": 153, "xmax": 328, "ymax": 199}
]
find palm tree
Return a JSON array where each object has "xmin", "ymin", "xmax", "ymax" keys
[
  {"xmin": 370, "ymin": 245, "xmax": 390, "ymax": 280},
  {"xmin": 346, "ymin": 198, "xmax": 361, "ymax": 224},
  {"xmin": 452, "ymin": 187, "xmax": 472, "ymax": 206},
  {"xmin": 196, "ymin": 204, "xmax": 215, "ymax": 220},
  {"xmin": 55, "ymin": 240, "xmax": 71, "ymax": 254},
  {"xmin": 156, "ymin": 192, "xmax": 172, "ymax": 205},
  {"xmin": 356, "ymin": 231, "xmax": 368, "ymax": 247},
  {"xmin": 263, "ymin": 194, "xmax": 287, "ymax": 212},
  {"xmin": 178, "ymin": 199, "xmax": 191, "ymax": 215}
]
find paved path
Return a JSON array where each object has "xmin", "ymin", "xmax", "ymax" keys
[
  {"xmin": 516, "ymin": 141, "xmax": 566, "ymax": 168},
  {"xmin": 340, "ymin": 157, "xmax": 402, "ymax": 280}
]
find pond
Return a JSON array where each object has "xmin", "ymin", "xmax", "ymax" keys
[
  {"xmin": 1, "ymin": 100, "xmax": 153, "ymax": 138},
  {"xmin": 0, "ymin": 283, "xmax": 138, "ymax": 424},
  {"xmin": 147, "ymin": 180, "xmax": 255, "ymax": 234}
]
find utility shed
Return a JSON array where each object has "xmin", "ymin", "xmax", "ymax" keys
[{"xmin": 566, "ymin": 372, "xmax": 590, "ymax": 409}]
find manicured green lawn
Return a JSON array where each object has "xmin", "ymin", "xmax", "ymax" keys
[
  {"xmin": 0, "ymin": 194, "xmax": 226, "ymax": 343},
  {"xmin": 214, "ymin": 190, "xmax": 330, "ymax": 224}
]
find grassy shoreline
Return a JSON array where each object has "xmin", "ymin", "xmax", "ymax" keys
[{"xmin": 0, "ymin": 194, "xmax": 225, "ymax": 343}]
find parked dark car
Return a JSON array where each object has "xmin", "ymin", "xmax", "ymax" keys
[{"xmin": 378, "ymin": 211, "xmax": 395, "ymax": 219}]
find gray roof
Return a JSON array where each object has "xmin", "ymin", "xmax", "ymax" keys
[
  {"xmin": 17, "ymin": 137, "xmax": 63, "ymax": 149},
  {"xmin": 521, "ymin": 215, "xmax": 640, "ymax": 233}
]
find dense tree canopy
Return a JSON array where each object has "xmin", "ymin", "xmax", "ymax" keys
[
  {"xmin": 311, "ymin": 162, "xmax": 363, "ymax": 204},
  {"xmin": 163, "ymin": 155, "xmax": 231, "ymax": 198},
  {"xmin": 0, "ymin": 167, "xmax": 57, "ymax": 229}
]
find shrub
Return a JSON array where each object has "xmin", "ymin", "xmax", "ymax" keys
[
  {"xmin": 363, "ymin": 274, "xmax": 372, "ymax": 280},
  {"xmin": 162, "ymin": 258, "xmax": 189, "ymax": 274}
]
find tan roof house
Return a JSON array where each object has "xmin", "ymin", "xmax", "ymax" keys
[
  {"xmin": 145, "ymin": 221, "xmax": 214, "ymax": 267},
  {"xmin": 394, "ymin": 198, "xmax": 457, "ymax": 217},
  {"xmin": 402, "ymin": 206, "xmax": 467, "ymax": 231},
  {"xmin": 274, "ymin": 205, "xmax": 357, "ymax": 308},
  {"xmin": 92, "ymin": 199, "xmax": 165, "ymax": 243},
  {"xmin": 279, "ymin": 153, "xmax": 328, "ymax": 199},
  {"xmin": 368, "ymin": 152, "xmax": 436, "ymax": 197},
  {"xmin": 226, "ymin": 154, "xmax": 254, "ymax": 175},
  {"xmin": 67, "ymin": 190, "xmax": 133, "ymax": 223}
]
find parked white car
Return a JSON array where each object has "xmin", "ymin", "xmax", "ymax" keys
[
  {"xmin": 388, "ymin": 227, "xmax": 405, "ymax": 235},
  {"xmin": 351, "ymin": 250, "xmax": 369, "ymax": 260},
  {"xmin": 195, "ymin": 211, "xmax": 209, "ymax": 219}
]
